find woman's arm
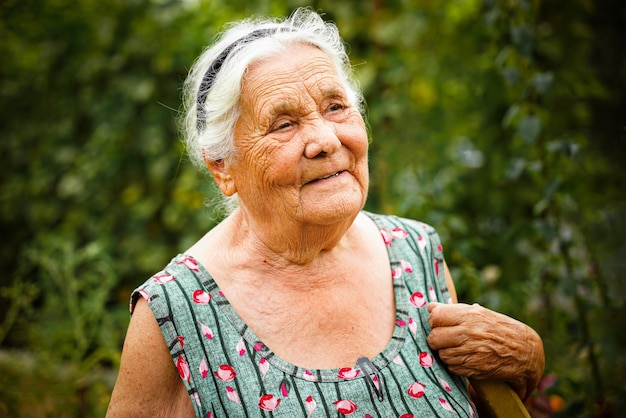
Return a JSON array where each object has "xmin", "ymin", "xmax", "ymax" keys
[
  {"xmin": 106, "ymin": 298, "xmax": 195, "ymax": 418},
  {"xmin": 429, "ymin": 262, "xmax": 545, "ymax": 401}
]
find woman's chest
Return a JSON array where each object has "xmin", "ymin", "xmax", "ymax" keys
[{"xmin": 226, "ymin": 262, "xmax": 396, "ymax": 369}]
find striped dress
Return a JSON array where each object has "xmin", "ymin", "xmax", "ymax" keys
[{"xmin": 131, "ymin": 212, "xmax": 478, "ymax": 417}]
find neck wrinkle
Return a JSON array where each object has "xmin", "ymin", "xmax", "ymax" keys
[
  {"xmin": 235, "ymin": 204, "xmax": 357, "ymax": 259},
  {"xmin": 225, "ymin": 209, "xmax": 359, "ymax": 289}
]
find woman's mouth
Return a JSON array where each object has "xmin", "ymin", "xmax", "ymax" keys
[
  {"xmin": 319, "ymin": 172, "xmax": 341, "ymax": 180},
  {"xmin": 306, "ymin": 171, "xmax": 345, "ymax": 185}
]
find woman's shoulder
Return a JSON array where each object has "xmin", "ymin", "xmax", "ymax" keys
[
  {"xmin": 107, "ymin": 296, "xmax": 196, "ymax": 418},
  {"xmin": 130, "ymin": 254, "xmax": 211, "ymax": 315},
  {"xmin": 362, "ymin": 210, "xmax": 440, "ymax": 241}
]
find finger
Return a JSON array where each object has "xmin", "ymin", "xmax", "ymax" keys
[
  {"xmin": 428, "ymin": 302, "xmax": 474, "ymax": 328},
  {"xmin": 427, "ymin": 326, "xmax": 468, "ymax": 350},
  {"xmin": 437, "ymin": 345, "xmax": 481, "ymax": 367},
  {"xmin": 438, "ymin": 342, "xmax": 519, "ymax": 376},
  {"xmin": 427, "ymin": 301, "xmax": 440, "ymax": 313},
  {"xmin": 446, "ymin": 363, "xmax": 483, "ymax": 379}
]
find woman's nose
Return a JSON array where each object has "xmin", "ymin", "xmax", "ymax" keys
[{"xmin": 303, "ymin": 119, "xmax": 341, "ymax": 159}]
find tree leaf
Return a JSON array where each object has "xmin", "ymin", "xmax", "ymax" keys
[{"xmin": 518, "ymin": 115, "xmax": 542, "ymax": 144}]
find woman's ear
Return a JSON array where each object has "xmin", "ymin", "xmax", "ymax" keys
[{"xmin": 205, "ymin": 158, "xmax": 237, "ymax": 196}]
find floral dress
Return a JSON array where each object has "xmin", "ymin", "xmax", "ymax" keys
[{"xmin": 131, "ymin": 212, "xmax": 479, "ymax": 417}]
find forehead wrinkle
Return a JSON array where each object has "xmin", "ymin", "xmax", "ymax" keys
[
  {"xmin": 258, "ymin": 75, "xmax": 347, "ymax": 123},
  {"xmin": 260, "ymin": 86, "xmax": 304, "ymax": 117},
  {"xmin": 298, "ymin": 57, "xmax": 346, "ymax": 96},
  {"xmin": 240, "ymin": 47, "xmax": 349, "ymax": 132}
]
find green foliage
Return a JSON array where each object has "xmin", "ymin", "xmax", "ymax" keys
[{"xmin": 1, "ymin": 0, "xmax": 624, "ymax": 416}]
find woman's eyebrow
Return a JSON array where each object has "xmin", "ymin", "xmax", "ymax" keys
[
  {"xmin": 318, "ymin": 81, "xmax": 347, "ymax": 98},
  {"xmin": 259, "ymin": 81, "xmax": 346, "ymax": 120},
  {"xmin": 263, "ymin": 99, "xmax": 300, "ymax": 118}
]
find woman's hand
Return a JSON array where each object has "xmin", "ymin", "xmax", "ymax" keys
[{"xmin": 426, "ymin": 302, "xmax": 544, "ymax": 400}]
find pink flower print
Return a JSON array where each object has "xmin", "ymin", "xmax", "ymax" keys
[
  {"xmin": 226, "ymin": 386, "xmax": 240, "ymax": 405},
  {"xmin": 434, "ymin": 259, "xmax": 440, "ymax": 276},
  {"xmin": 337, "ymin": 367, "xmax": 360, "ymax": 380},
  {"xmin": 396, "ymin": 319, "xmax": 407, "ymax": 327},
  {"xmin": 400, "ymin": 260, "xmax": 413, "ymax": 273},
  {"xmin": 138, "ymin": 289, "xmax": 150, "ymax": 303},
  {"xmin": 259, "ymin": 357, "xmax": 269, "ymax": 380},
  {"xmin": 303, "ymin": 370, "xmax": 316, "ymax": 381},
  {"xmin": 438, "ymin": 244, "xmax": 443, "ymax": 253},
  {"xmin": 306, "ymin": 396, "xmax": 317, "ymax": 418},
  {"xmin": 438, "ymin": 376, "xmax": 452, "ymax": 392},
  {"xmin": 381, "ymin": 228, "xmax": 393, "ymax": 245},
  {"xmin": 254, "ymin": 342, "xmax": 263, "ymax": 351},
  {"xmin": 391, "ymin": 227, "xmax": 409, "ymax": 239},
  {"xmin": 408, "ymin": 317, "xmax": 417, "ymax": 338},
  {"xmin": 439, "ymin": 398, "xmax": 455, "ymax": 413},
  {"xmin": 333, "ymin": 399, "xmax": 358, "ymax": 415},
  {"xmin": 407, "ymin": 382, "xmax": 426, "ymax": 399},
  {"xmin": 176, "ymin": 355, "xmax": 191, "ymax": 382},
  {"xmin": 399, "ymin": 415, "xmax": 416, "ymax": 418},
  {"xmin": 178, "ymin": 256, "xmax": 200, "ymax": 271},
  {"xmin": 410, "ymin": 291, "xmax": 427, "ymax": 308},
  {"xmin": 192, "ymin": 289, "xmax": 211, "ymax": 304},
  {"xmin": 177, "ymin": 336, "xmax": 185, "ymax": 349},
  {"xmin": 215, "ymin": 364, "xmax": 237, "ymax": 382},
  {"xmin": 199, "ymin": 357, "xmax": 209, "ymax": 379},
  {"xmin": 192, "ymin": 392, "xmax": 201, "ymax": 406},
  {"xmin": 259, "ymin": 394, "xmax": 281, "ymax": 411},
  {"xmin": 207, "ymin": 413, "xmax": 213, "ymax": 418},
  {"xmin": 392, "ymin": 266, "xmax": 402, "ymax": 279},
  {"xmin": 198, "ymin": 321, "xmax": 213, "ymax": 340},
  {"xmin": 418, "ymin": 235, "xmax": 427, "ymax": 253},
  {"xmin": 419, "ymin": 352, "xmax": 434, "ymax": 367},
  {"xmin": 153, "ymin": 272, "xmax": 175, "ymax": 284},
  {"xmin": 372, "ymin": 375, "xmax": 381, "ymax": 392},
  {"xmin": 392, "ymin": 355, "xmax": 406, "ymax": 366},
  {"xmin": 468, "ymin": 402, "xmax": 476, "ymax": 418},
  {"xmin": 279, "ymin": 379, "xmax": 290, "ymax": 397},
  {"xmin": 236, "ymin": 337, "xmax": 246, "ymax": 356},
  {"xmin": 429, "ymin": 285, "xmax": 437, "ymax": 301}
]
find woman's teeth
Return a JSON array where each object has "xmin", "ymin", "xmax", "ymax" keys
[{"xmin": 320, "ymin": 172, "xmax": 340, "ymax": 180}]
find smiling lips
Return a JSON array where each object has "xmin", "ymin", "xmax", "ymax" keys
[
  {"xmin": 307, "ymin": 170, "xmax": 344, "ymax": 184},
  {"xmin": 319, "ymin": 172, "xmax": 341, "ymax": 180},
  {"xmin": 303, "ymin": 169, "xmax": 348, "ymax": 186}
]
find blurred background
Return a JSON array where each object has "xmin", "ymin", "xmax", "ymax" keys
[{"xmin": 1, "ymin": 0, "xmax": 624, "ymax": 416}]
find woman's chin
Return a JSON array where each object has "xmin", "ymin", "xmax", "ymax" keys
[{"xmin": 297, "ymin": 195, "xmax": 365, "ymax": 226}]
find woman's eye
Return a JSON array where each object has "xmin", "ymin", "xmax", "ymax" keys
[
  {"xmin": 271, "ymin": 120, "xmax": 293, "ymax": 132},
  {"xmin": 328, "ymin": 103, "xmax": 344, "ymax": 112}
]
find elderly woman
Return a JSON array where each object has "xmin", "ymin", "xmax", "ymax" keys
[{"xmin": 107, "ymin": 8, "xmax": 544, "ymax": 418}]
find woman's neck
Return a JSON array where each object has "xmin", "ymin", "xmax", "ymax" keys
[
  {"xmin": 229, "ymin": 208, "xmax": 360, "ymax": 267},
  {"xmin": 188, "ymin": 210, "xmax": 380, "ymax": 294}
]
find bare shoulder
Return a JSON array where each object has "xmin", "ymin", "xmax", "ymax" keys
[{"xmin": 106, "ymin": 298, "xmax": 195, "ymax": 418}]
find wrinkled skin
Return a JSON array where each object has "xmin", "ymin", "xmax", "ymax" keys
[{"xmin": 427, "ymin": 302, "xmax": 545, "ymax": 400}]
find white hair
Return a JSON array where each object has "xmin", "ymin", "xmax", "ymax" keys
[{"xmin": 180, "ymin": 8, "xmax": 364, "ymax": 212}]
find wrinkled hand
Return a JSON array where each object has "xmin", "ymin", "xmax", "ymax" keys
[{"xmin": 426, "ymin": 302, "xmax": 544, "ymax": 400}]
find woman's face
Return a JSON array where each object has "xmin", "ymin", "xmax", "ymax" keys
[{"xmin": 222, "ymin": 43, "xmax": 369, "ymax": 227}]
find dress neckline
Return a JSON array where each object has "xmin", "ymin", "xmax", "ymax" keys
[{"xmin": 176, "ymin": 212, "xmax": 410, "ymax": 383}]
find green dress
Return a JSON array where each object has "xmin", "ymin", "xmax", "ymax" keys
[{"xmin": 132, "ymin": 212, "xmax": 478, "ymax": 417}]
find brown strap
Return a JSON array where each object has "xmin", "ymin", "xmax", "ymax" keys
[{"xmin": 470, "ymin": 379, "xmax": 531, "ymax": 418}]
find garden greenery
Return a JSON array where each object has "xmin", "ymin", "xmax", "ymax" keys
[{"xmin": 1, "ymin": 0, "xmax": 624, "ymax": 416}]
